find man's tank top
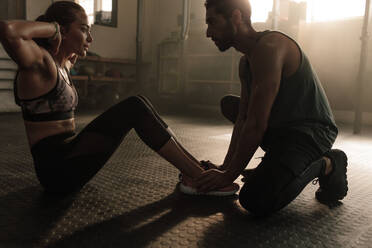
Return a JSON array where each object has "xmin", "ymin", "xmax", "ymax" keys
[
  {"xmin": 14, "ymin": 63, "xmax": 78, "ymax": 122},
  {"xmin": 242, "ymin": 31, "xmax": 338, "ymax": 153}
]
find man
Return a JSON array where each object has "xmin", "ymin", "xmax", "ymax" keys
[{"xmin": 195, "ymin": 0, "xmax": 348, "ymax": 216}]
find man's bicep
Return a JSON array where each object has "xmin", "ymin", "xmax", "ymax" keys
[
  {"xmin": 247, "ymin": 45, "xmax": 284, "ymax": 128},
  {"xmin": 251, "ymin": 41, "xmax": 283, "ymax": 90},
  {"xmin": 237, "ymin": 57, "xmax": 250, "ymax": 120}
]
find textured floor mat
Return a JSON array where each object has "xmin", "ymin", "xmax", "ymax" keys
[{"xmin": 0, "ymin": 112, "xmax": 372, "ymax": 248}]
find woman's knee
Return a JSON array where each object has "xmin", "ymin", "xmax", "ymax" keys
[
  {"xmin": 111, "ymin": 96, "xmax": 151, "ymax": 123},
  {"xmin": 122, "ymin": 95, "xmax": 147, "ymax": 111}
]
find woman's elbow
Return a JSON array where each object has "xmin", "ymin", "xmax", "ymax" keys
[
  {"xmin": 0, "ymin": 21, "xmax": 7, "ymax": 40},
  {"xmin": 0, "ymin": 21, "xmax": 13, "ymax": 42}
]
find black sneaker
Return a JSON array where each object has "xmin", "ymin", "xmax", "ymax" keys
[{"xmin": 315, "ymin": 149, "xmax": 348, "ymax": 204}]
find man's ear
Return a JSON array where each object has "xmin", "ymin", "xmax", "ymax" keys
[{"xmin": 231, "ymin": 9, "xmax": 243, "ymax": 25}]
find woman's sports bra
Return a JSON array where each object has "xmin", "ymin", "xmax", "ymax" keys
[{"xmin": 14, "ymin": 63, "xmax": 78, "ymax": 122}]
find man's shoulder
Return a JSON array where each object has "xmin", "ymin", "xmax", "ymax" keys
[
  {"xmin": 256, "ymin": 32, "xmax": 286, "ymax": 51},
  {"xmin": 251, "ymin": 31, "xmax": 297, "ymax": 64},
  {"xmin": 259, "ymin": 31, "xmax": 301, "ymax": 53}
]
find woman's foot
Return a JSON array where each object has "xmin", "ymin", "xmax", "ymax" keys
[
  {"xmin": 179, "ymin": 160, "xmax": 240, "ymax": 196},
  {"xmin": 179, "ymin": 174, "xmax": 240, "ymax": 196}
]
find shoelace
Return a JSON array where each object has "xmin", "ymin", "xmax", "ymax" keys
[
  {"xmin": 200, "ymin": 160, "xmax": 212, "ymax": 170},
  {"xmin": 312, "ymin": 178, "xmax": 319, "ymax": 185}
]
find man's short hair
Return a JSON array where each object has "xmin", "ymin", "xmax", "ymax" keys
[{"xmin": 205, "ymin": 0, "xmax": 252, "ymax": 24}]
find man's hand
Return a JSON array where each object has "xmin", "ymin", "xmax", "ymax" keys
[
  {"xmin": 200, "ymin": 160, "xmax": 221, "ymax": 170},
  {"xmin": 195, "ymin": 169, "xmax": 234, "ymax": 193}
]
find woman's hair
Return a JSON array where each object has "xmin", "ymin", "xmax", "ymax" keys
[
  {"xmin": 205, "ymin": 0, "xmax": 252, "ymax": 25},
  {"xmin": 34, "ymin": 1, "xmax": 85, "ymax": 49}
]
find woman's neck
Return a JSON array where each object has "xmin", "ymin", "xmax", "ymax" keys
[{"xmin": 53, "ymin": 50, "xmax": 70, "ymax": 68}]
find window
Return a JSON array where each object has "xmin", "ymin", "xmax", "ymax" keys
[
  {"xmin": 246, "ymin": 0, "xmax": 365, "ymax": 23},
  {"xmin": 76, "ymin": 0, "xmax": 94, "ymax": 24},
  {"xmin": 250, "ymin": 0, "xmax": 273, "ymax": 23},
  {"xmin": 304, "ymin": 0, "xmax": 365, "ymax": 23},
  {"xmin": 76, "ymin": 0, "xmax": 117, "ymax": 27}
]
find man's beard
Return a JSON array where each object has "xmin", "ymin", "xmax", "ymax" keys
[
  {"xmin": 216, "ymin": 22, "xmax": 235, "ymax": 52},
  {"xmin": 216, "ymin": 39, "xmax": 234, "ymax": 51}
]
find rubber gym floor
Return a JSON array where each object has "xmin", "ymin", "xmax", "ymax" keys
[{"xmin": 1, "ymin": 109, "xmax": 371, "ymax": 248}]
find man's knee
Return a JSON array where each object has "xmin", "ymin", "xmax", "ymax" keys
[
  {"xmin": 220, "ymin": 95, "xmax": 239, "ymax": 123},
  {"xmin": 220, "ymin": 95, "xmax": 235, "ymax": 112},
  {"xmin": 239, "ymin": 177, "xmax": 305, "ymax": 217},
  {"xmin": 238, "ymin": 185, "xmax": 278, "ymax": 217}
]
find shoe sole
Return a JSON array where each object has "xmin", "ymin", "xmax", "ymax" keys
[{"xmin": 179, "ymin": 183, "xmax": 239, "ymax": 196}]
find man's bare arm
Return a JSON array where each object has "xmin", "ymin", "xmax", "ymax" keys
[
  {"xmin": 220, "ymin": 56, "xmax": 249, "ymax": 170},
  {"xmin": 196, "ymin": 35, "xmax": 287, "ymax": 192},
  {"xmin": 225, "ymin": 37, "xmax": 285, "ymax": 181}
]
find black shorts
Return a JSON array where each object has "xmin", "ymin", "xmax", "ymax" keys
[{"xmin": 239, "ymin": 129, "xmax": 325, "ymax": 216}]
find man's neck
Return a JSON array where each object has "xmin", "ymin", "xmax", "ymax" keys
[{"xmin": 233, "ymin": 27, "xmax": 264, "ymax": 59}]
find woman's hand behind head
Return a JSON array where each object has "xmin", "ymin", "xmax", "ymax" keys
[{"xmin": 48, "ymin": 23, "xmax": 62, "ymax": 55}]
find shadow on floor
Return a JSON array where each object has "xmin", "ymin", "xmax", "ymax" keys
[
  {"xmin": 0, "ymin": 186, "xmax": 78, "ymax": 247},
  {"xmin": 48, "ymin": 186, "xmax": 245, "ymax": 247}
]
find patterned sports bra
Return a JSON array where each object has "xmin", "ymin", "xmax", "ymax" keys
[{"xmin": 14, "ymin": 63, "xmax": 78, "ymax": 122}]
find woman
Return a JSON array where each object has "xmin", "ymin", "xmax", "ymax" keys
[{"xmin": 0, "ymin": 1, "xmax": 238, "ymax": 195}]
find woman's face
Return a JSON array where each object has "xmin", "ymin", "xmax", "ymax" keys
[{"xmin": 62, "ymin": 11, "xmax": 93, "ymax": 57}]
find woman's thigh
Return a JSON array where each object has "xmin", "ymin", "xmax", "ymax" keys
[{"xmin": 33, "ymin": 132, "xmax": 118, "ymax": 193}]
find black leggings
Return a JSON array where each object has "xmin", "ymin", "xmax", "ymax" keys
[
  {"xmin": 221, "ymin": 95, "xmax": 327, "ymax": 216},
  {"xmin": 31, "ymin": 95, "xmax": 172, "ymax": 193}
]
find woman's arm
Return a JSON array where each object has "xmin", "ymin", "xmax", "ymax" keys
[{"xmin": 0, "ymin": 20, "xmax": 60, "ymax": 69}]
